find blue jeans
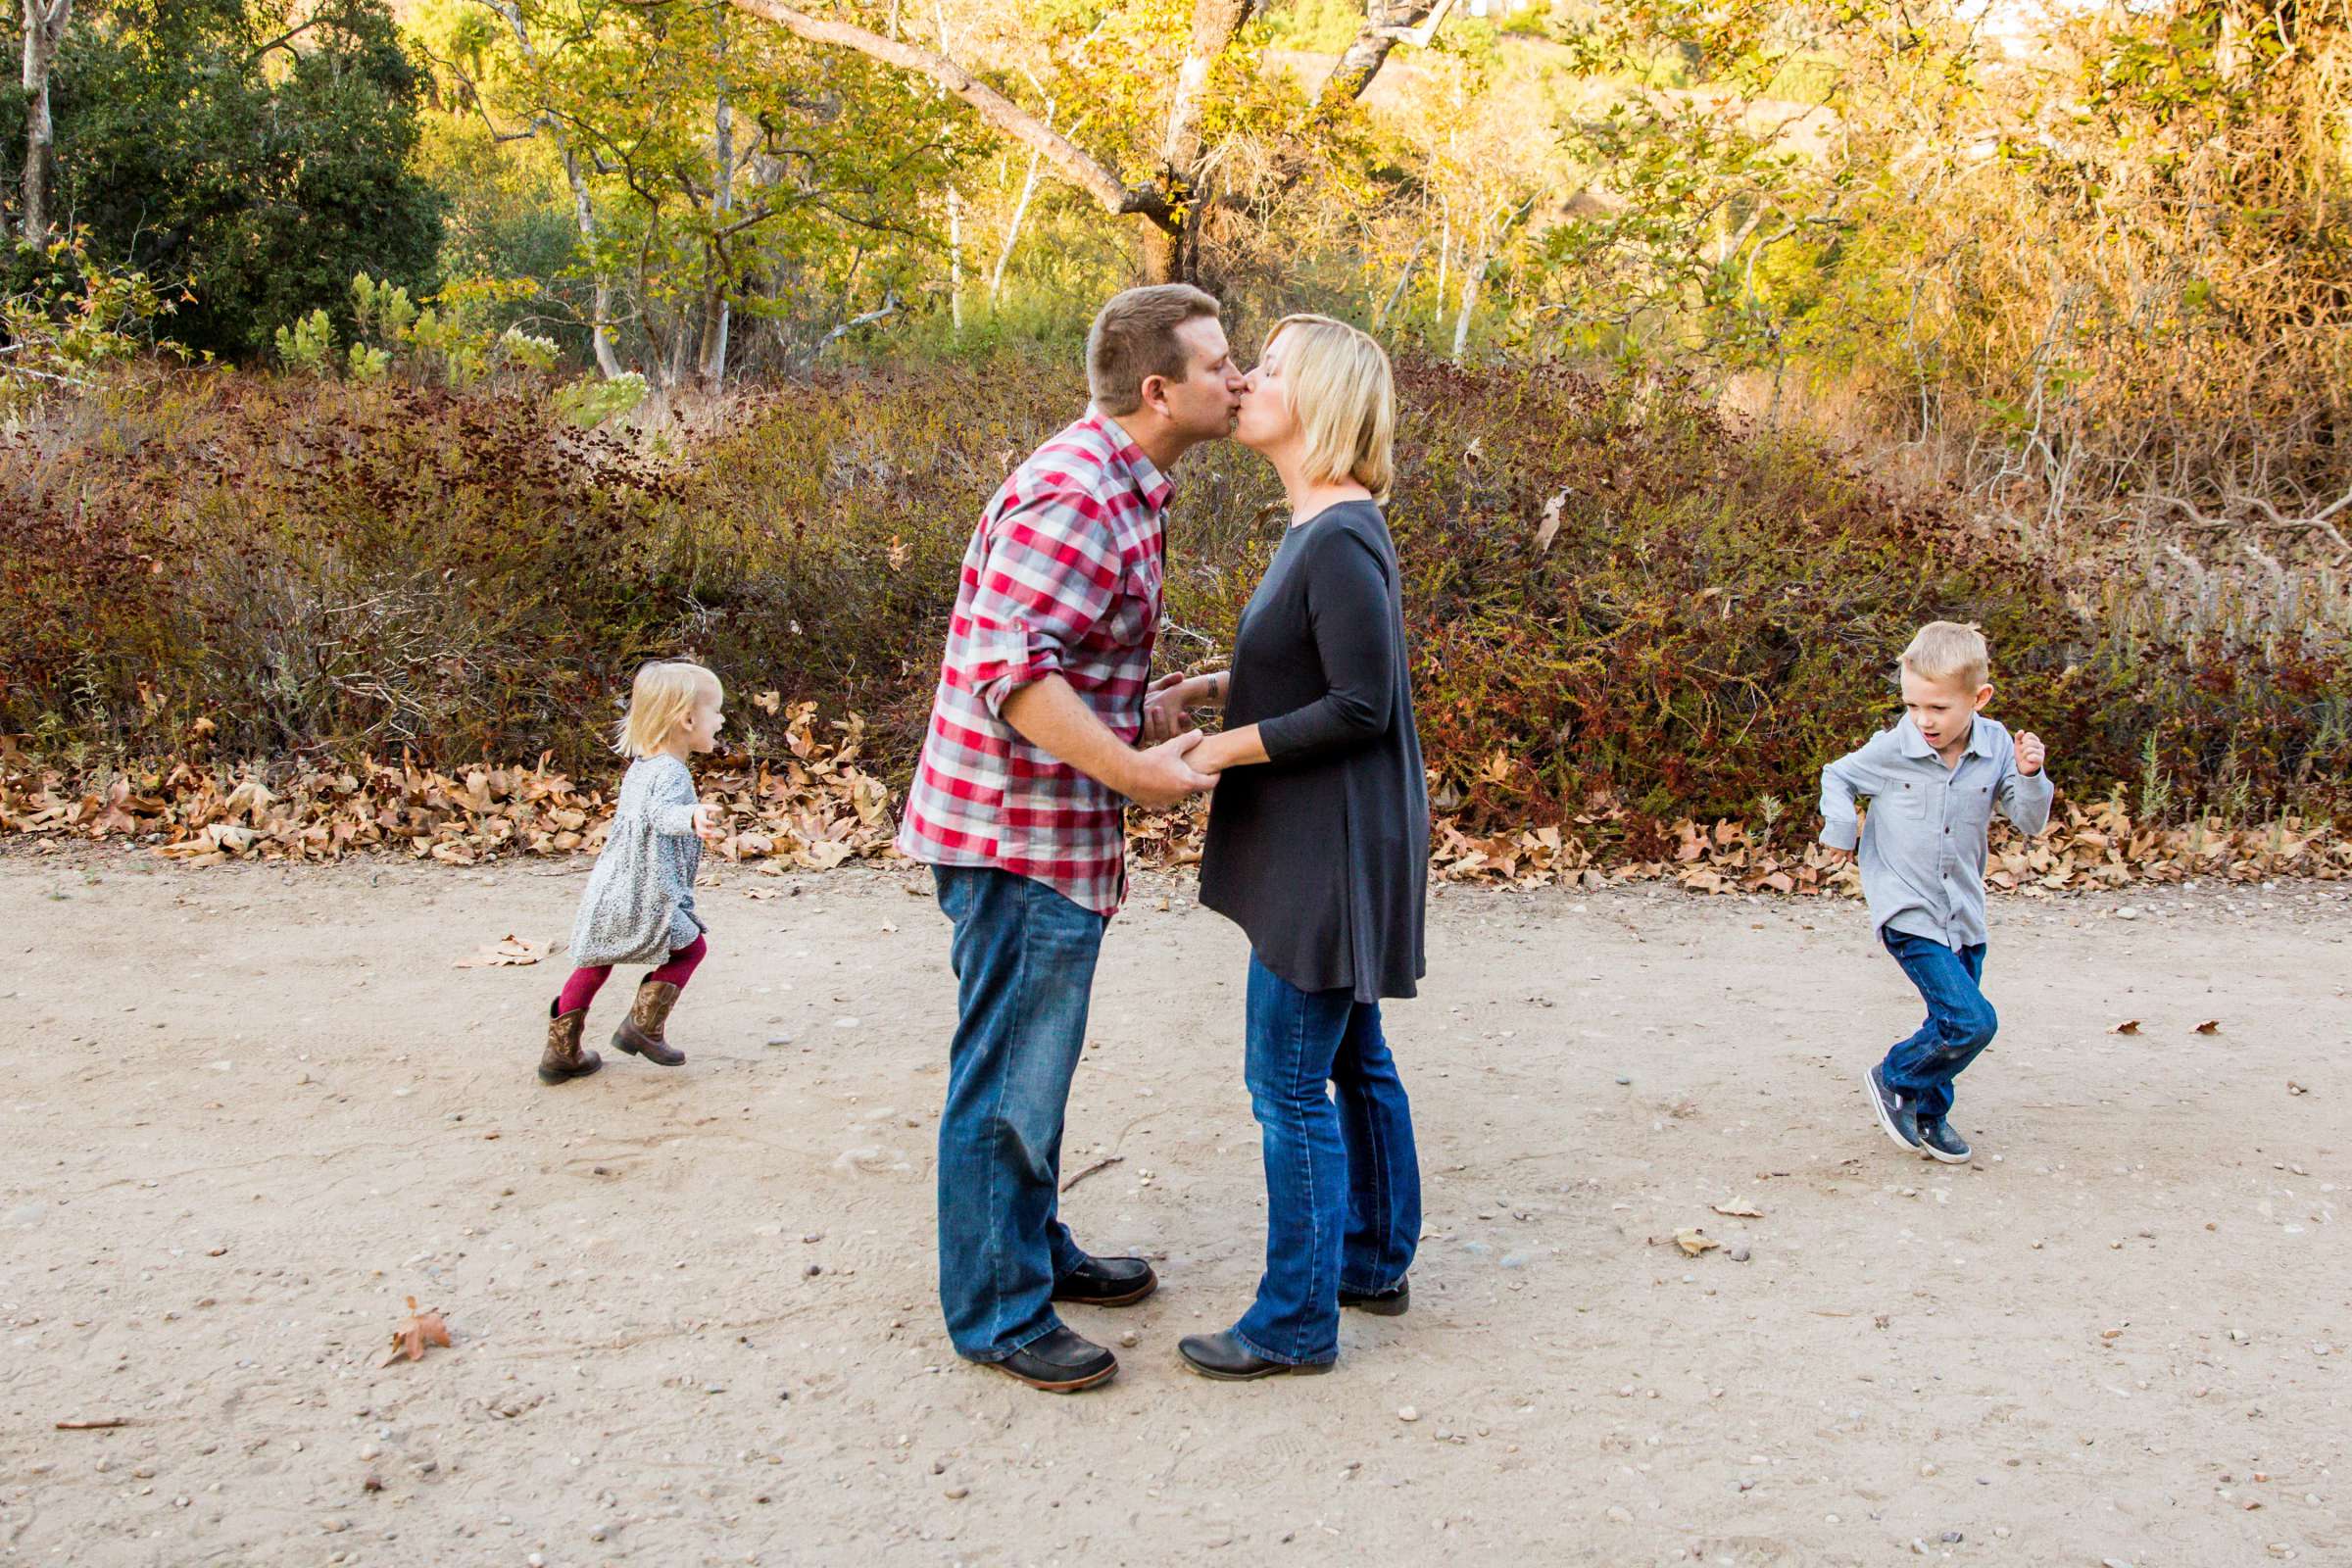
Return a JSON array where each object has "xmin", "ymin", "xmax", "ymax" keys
[
  {"xmin": 932, "ymin": 866, "xmax": 1108, "ymax": 1360},
  {"xmin": 1233, "ymin": 954, "xmax": 1421, "ymax": 1366},
  {"xmin": 1880, "ymin": 930, "xmax": 1996, "ymax": 1122}
]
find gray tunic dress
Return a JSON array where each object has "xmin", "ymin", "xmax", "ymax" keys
[{"xmin": 567, "ymin": 755, "xmax": 706, "ymax": 967}]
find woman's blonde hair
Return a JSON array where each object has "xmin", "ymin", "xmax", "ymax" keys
[
  {"xmin": 615, "ymin": 661, "xmax": 719, "ymax": 758},
  {"xmin": 1263, "ymin": 314, "xmax": 1396, "ymax": 503}
]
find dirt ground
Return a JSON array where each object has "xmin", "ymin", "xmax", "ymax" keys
[{"xmin": 0, "ymin": 845, "xmax": 2345, "ymax": 1568}]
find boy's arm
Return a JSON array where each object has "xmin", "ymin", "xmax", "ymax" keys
[
  {"xmin": 1998, "ymin": 730, "xmax": 2054, "ymax": 837},
  {"xmin": 1817, "ymin": 736, "xmax": 1883, "ymax": 855}
]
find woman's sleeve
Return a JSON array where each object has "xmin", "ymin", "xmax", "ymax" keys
[{"xmin": 1255, "ymin": 526, "xmax": 1398, "ymax": 764}]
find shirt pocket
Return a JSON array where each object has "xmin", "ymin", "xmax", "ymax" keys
[
  {"xmin": 1102, "ymin": 560, "xmax": 1160, "ymax": 650},
  {"xmin": 1952, "ymin": 776, "xmax": 1996, "ymax": 832},
  {"xmin": 1880, "ymin": 779, "xmax": 1930, "ymax": 819}
]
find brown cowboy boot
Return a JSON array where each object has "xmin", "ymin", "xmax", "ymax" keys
[
  {"xmin": 537, "ymin": 1002, "xmax": 602, "ymax": 1085},
  {"xmin": 612, "ymin": 980, "xmax": 686, "ymax": 1066}
]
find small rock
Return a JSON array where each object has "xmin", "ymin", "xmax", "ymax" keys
[
  {"xmin": 588, "ymin": 1524, "xmax": 610, "ymax": 1543},
  {"xmin": 1942, "ymin": 1531, "xmax": 1964, "ymax": 1544},
  {"xmin": 944, "ymin": 1486, "xmax": 970, "ymax": 1500},
  {"xmin": 1728, "ymin": 1246, "xmax": 1750, "ymax": 1263},
  {"xmin": 1119, "ymin": 1331, "xmax": 1139, "ymax": 1348},
  {"xmin": 1920, "ymin": 1462, "xmax": 1937, "ymax": 1477},
  {"xmin": 1396, "ymin": 1405, "xmax": 1420, "ymax": 1423},
  {"xmin": 1604, "ymin": 1505, "xmax": 1633, "ymax": 1524},
  {"xmin": 528, "ymin": 1557, "xmax": 545, "ymax": 1568},
  {"xmin": 1614, "ymin": 1075, "xmax": 1631, "ymax": 1086},
  {"xmin": 805, "ymin": 1263, "xmax": 822, "ymax": 1277},
  {"xmin": 362, "ymin": 1475, "xmax": 382, "ymax": 1494}
]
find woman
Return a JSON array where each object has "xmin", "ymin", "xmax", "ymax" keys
[{"xmin": 1146, "ymin": 315, "xmax": 1428, "ymax": 1379}]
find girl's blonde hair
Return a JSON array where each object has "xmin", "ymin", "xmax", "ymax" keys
[
  {"xmin": 615, "ymin": 661, "xmax": 719, "ymax": 758},
  {"xmin": 1900, "ymin": 621, "xmax": 1990, "ymax": 691},
  {"xmin": 1263, "ymin": 314, "xmax": 1396, "ymax": 503}
]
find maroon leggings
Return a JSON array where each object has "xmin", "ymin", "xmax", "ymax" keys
[{"xmin": 557, "ymin": 934, "xmax": 707, "ymax": 1016}]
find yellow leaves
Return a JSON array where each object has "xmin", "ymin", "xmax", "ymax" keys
[{"xmin": 1674, "ymin": 1227, "xmax": 1721, "ymax": 1257}]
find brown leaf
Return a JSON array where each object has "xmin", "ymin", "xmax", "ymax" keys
[
  {"xmin": 2110, "ymin": 1019, "xmax": 2142, "ymax": 1036},
  {"xmin": 453, "ymin": 935, "xmax": 543, "ymax": 969},
  {"xmin": 1711, "ymin": 1199, "xmax": 1764, "ymax": 1219},
  {"xmin": 2193, "ymin": 1019, "xmax": 2220, "ymax": 1035},
  {"xmin": 381, "ymin": 1297, "xmax": 451, "ymax": 1366},
  {"xmin": 1673, "ymin": 1227, "xmax": 1720, "ymax": 1257}
]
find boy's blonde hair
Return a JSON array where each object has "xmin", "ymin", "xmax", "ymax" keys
[
  {"xmin": 1263, "ymin": 314, "xmax": 1396, "ymax": 504},
  {"xmin": 615, "ymin": 661, "xmax": 719, "ymax": 758},
  {"xmin": 1900, "ymin": 621, "xmax": 1990, "ymax": 691}
]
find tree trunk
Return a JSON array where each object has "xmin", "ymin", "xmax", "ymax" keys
[
  {"xmin": 698, "ymin": 41, "xmax": 734, "ymax": 391},
  {"xmin": 19, "ymin": 0, "xmax": 73, "ymax": 242},
  {"xmin": 482, "ymin": 1, "xmax": 625, "ymax": 377},
  {"xmin": 946, "ymin": 185, "xmax": 964, "ymax": 335},
  {"xmin": 991, "ymin": 113, "xmax": 1050, "ymax": 304},
  {"xmin": 1318, "ymin": 0, "xmax": 1453, "ymax": 111},
  {"xmin": 1451, "ymin": 246, "xmax": 1483, "ymax": 361}
]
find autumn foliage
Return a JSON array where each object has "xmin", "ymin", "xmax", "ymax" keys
[{"xmin": 2, "ymin": 360, "xmax": 2347, "ymax": 879}]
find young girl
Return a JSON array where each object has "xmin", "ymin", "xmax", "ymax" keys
[{"xmin": 539, "ymin": 661, "xmax": 727, "ymax": 1085}]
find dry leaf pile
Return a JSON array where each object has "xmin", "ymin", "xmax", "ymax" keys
[
  {"xmin": 0, "ymin": 704, "xmax": 897, "ymax": 872},
  {"xmin": 4, "ymin": 710, "xmax": 2345, "ymax": 894}
]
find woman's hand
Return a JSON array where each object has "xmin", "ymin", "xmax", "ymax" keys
[{"xmin": 1143, "ymin": 671, "xmax": 1221, "ymax": 744}]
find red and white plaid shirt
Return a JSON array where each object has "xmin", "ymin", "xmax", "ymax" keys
[{"xmin": 895, "ymin": 412, "xmax": 1172, "ymax": 914}]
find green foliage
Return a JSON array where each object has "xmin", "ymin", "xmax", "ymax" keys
[
  {"xmin": 0, "ymin": 233, "xmax": 182, "ymax": 409},
  {"xmin": 16, "ymin": 0, "xmax": 444, "ymax": 361},
  {"xmin": 273, "ymin": 310, "xmax": 336, "ymax": 374},
  {"xmin": 553, "ymin": 372, "xmax": 649, "ymax": 430}
]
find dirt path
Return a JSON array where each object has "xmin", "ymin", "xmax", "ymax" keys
[{"xmin": 1, "ymin": 846, "xmax": 2345, "ymax": 1567}]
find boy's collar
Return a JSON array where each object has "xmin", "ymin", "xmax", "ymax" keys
[{"xmin": 1897, "ymin": 713, "xmax": 1990, "ymax": 760}]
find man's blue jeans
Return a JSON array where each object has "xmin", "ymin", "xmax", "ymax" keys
[
  {"xmin": 1880, "ymin": 929, "xmax": 1997, "ymax": 1122},
  {"xmin": 933, "ymin": 866, "xmax": 1108, "ymax": 1361},
  {"xmin": 1233, "ymin": 954, "xmax": 1421, "ymax": 1366}
]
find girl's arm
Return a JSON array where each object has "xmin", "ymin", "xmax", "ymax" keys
[{"xmin": 648, "ymin": 761, "xmax": 705, "ymax": 838}]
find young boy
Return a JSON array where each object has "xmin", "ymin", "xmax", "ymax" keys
[{"xmin": 1820, "ymin": 621, "xmax": 2052, "ymax": 1162}]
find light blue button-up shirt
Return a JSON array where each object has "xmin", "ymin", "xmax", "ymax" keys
[{"xmin": 1818, "ymin": 714, "xmax": 2053, "ymax": 950}]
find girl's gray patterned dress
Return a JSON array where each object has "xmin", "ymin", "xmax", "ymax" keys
[{"xmin": 568, "ymin": 755, "xmax": 706, "ymax": 967}]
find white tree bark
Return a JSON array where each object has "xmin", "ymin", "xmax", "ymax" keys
[
  {"xmin": 19, "ymin": 0, "xmax": 74, "ymax": 242},
  {"xmin": 698, "ymin": 24, "xmax": 734, "ymax": 390}
]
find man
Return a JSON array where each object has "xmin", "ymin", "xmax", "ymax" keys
[{"xmin": 897, "ymin": 283, "xmax": 1243, "ymax": 1392}]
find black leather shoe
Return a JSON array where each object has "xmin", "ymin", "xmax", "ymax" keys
[
  {"xmin": 1052, "ymin": 1254, "xmax": 1158, "ymax": 1307},
  {"xmin": 1177, "ymin": 1331, "xmax": 1335, "ymax": 1382},
  {"xmin": 1864, "ymin": 1064, "xmax": 1922, "ymax": 1152},
  {"xmin": 1339, "ymin": 1279, "xmax": 1409, "ymax": 1316},
  {"xmin": 984, "ymin": 1327, "xmax": 1118, "ymax": 1393}
]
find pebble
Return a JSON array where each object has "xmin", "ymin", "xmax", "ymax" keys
[
  {"xmin": 588, "ymin": 1524, "xmax": 610, "ymax": 1543},
  {"xmin": 1943, "ymin": 1531, "xmax": 1963, "ymax": 1544},
  {"xmin": 944, "ymin": 1486, "xmax": 969, "ymax": 1500},
  {"xmin": 1396, "ymin": 1405, "xmax": 1420, "ymax": 1423},
  {"xmin": 1119, "ymin": 1331, "xmax": 1139, "ymax": 1348},
  {"xmin": 765, "ymin": 1035, "xmax": 792, "ymax": 1048},
  {"xmin": 1614, "ymin": 1075, "xmax": 1631, "ymax": 1085},
  {"xmin": 1604, "ymin": 1505, "xmax": 1633, "ymax": 1523},
  {"xmin": 1920, "ymin": 1462, "xmax": 1937, "ymax": 1477},
  {"xmin": 1728, "ymin": 1246, "xmax": 1750, "ymax": 1263},
  {"xmin": 528, "ymin": 1557, "xmax": 545, "ymax": 1568}
]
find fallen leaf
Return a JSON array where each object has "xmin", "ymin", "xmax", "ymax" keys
[
  {"xmin": 381, "ymin": 1297, "xmax": 451, "ymax": 1366},
  {"xmin": 2110, "ymin": 1019, "xmax": 2142, "ymax": 1036},
  {"xmin": 453, "ymin": 935, "xmax": 543, "ymax": 969},
  {"xmin": 1711, "ymin": 1199, "xmax": 1764, "ymax": 1219},
  {"xmin": 1534, "ymin": 489, "xmax": 1566, "ymax": 553},
  {"xmin": 1674, "ymin": 1227, "xmax": 1720, "ymax": 1257},
  {"xmin": 2193, "ymin": 1019, "xmax": 2220, "ymax": 1035},
  {"xmin": 751, "ymin": 690, "xmax": 782, "ymax": 714}
]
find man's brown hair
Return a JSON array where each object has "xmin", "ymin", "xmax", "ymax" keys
[{"xmin": 1087, "ymin": 283, "xmax": 1221, "ymax": 416}]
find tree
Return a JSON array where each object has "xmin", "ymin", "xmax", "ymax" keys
[{"xmin": 14, "ymin": 0, "xmax": 445, "ymax": 359}]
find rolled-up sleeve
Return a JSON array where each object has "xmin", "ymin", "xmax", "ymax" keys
[{"xmin": 954, "ymin": 484, "xmax": 1121, "ymax": 717}]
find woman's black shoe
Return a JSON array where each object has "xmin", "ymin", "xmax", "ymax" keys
[
  {"xmin": 1339, "ymin": 1279, "xmax": 1409, "ymax": 1316},
  {"xmin": 1051, "ymin": 1254, "xmax": 1158, "ymax": 1307},
  {"xmin": 984, "ymin": 1326, "xmax": 1118, "ymax": 1393},
  {"xmin": 1177, "ymin": 1331, "xmax": 1336, "ymax": 1382}
]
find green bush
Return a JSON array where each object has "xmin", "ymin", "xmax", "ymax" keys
[{"xmin": 3, "ymin": 358, "xmax": 2344, "ymax": 841}]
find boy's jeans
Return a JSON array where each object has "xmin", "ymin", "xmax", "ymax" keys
[
  {"xmin": 1233, "ymin": 954, "xmax": 1421, "ymax": 1366},
  {"xmin": 1880, "ymin": 930, "xmax": 1997, "ymax": 1121},
  {"xmin": 932, "ymin": 866, "xmax": 1106, "ymax": 1361}
]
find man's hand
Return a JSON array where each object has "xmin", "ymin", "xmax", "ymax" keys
[
  {"xmin": 1121, "ymin": 730, "xmax": 1215, "ymax": 809},
  {"xmin": 2015, "ymin": 731, "xmax": 2047, "ymax": 775},
  {"xmin": 692, "ymin": 803, "xmax": 725, "ymax": 842},
  {"xmin": 1142, "ymin": 671, "xmax": 1198, "ymax": 745}
]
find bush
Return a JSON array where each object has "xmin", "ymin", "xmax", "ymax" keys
[{"xmin": 3, "ymin": 357, "xmax": 2344, "ymax": 844}]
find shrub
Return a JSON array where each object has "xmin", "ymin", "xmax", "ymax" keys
[{"xmin": 2, "ymin": 356, "xmax": 2344, "ymax": 844}]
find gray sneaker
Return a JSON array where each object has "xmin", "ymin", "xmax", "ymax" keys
[
  {"xmin": 1916, "ymin": 1117, "xmax": 1973, "ymax": 1163},
  {"xmin": 1864, "ymin": 1064, "xmax": 1921, "ymax": 1152}
]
